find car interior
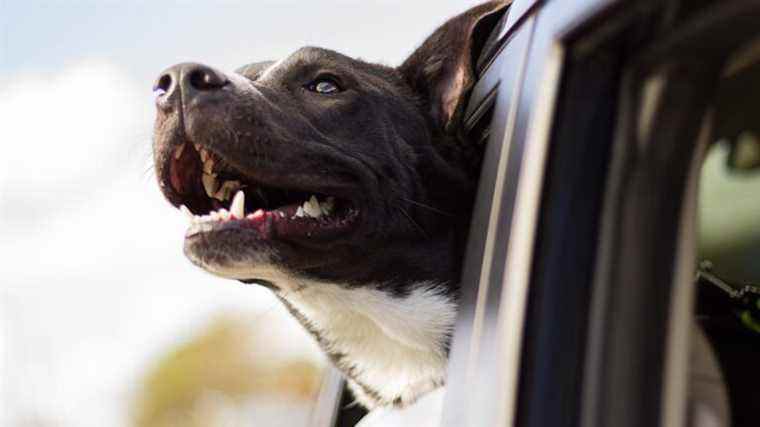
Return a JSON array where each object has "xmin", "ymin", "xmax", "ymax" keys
[{"xmin": 694, "ymin": 33, "xmax": 760, "ymax": 427}]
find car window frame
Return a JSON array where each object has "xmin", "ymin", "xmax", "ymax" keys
[{"xmin": 311, "ymin": 1, "xmax": 760, "ymax": 426}]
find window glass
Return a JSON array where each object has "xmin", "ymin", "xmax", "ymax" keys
[
  {"xmin": 699, "ymin": 138, "xmax": 760, "ymax": 283},
  {"xmin": 695, "ymin": 36, "xmax": 760, "ymax": 427}
]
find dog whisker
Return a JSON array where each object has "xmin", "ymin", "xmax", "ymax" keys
[
  {"xmin": 399, "ymin": 197, "xmax": 454, "ymax": 217},
  {"xmin": 141, "ymin": 163, "xmax": 156, "ymax": 180},
  {"xmin": 396, "ymin": 205, "xmax": 429, "ymax": 238}
]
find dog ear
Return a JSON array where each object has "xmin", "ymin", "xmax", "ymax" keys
[{"xmin": 399, "ymin": 1, "xmax": 510, "ymax": 134}]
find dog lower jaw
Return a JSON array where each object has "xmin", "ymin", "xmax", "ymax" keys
[{"xmin": 186, "ymin": 251, "xmax": 456, "ymax": 409}]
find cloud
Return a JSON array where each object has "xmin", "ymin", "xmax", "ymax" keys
[
  {"xmin": 0, "ymin": 61, "xmax": 319, "ymax": 427},
  {"xmin": 0, "ymin": 61, "xmax": 151, "ymax": 195},
  {"xmin": 0, "ymin": 60, "xmax": 158, "ymax": 276}
]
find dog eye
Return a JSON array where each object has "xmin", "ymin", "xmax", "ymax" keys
[{"xmin": 307, "ymin": 78, "xmax": 342, "ymax": 94}]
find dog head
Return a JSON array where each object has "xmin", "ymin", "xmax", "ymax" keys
[{"xmin": 152, "ymin": 0, "xmax": 509, "ymax": 408}]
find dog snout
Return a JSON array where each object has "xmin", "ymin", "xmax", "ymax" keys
[{"xmin": 153, "ymin": 63, "xmax": 228, "ymax": 111}]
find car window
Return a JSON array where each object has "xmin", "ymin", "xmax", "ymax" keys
[{"xmin": 695, "ymin": 35, "xmax": 760, "ymax": 427}]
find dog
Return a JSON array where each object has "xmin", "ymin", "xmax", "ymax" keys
[{"xmin": 152, "ymin": 0, "xmax": 510, "ymax": 410}]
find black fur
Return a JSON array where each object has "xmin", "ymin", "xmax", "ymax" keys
[{"xmin": 152, "ymin": 0, "xmax": 510, "ymax": 407}]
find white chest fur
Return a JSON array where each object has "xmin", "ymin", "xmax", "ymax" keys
[
  {"xmin": 191, "ymin": 255, "xmax": 456, "ymax": 408},
  {"xmin": 278, "ymin": 279, "xmax": 456, "ymax": 408}
]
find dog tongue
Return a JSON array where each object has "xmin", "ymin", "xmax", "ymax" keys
[
  {"xmin": 239, "ymin": 208, "xmax": 294, "ymax": 240},
  {"xmin": 244, "ymin": 210, "xmax": 276, "ymax": 238}
]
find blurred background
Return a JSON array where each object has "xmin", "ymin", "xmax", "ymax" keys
[
  {"xmin": 0, "ymin": 1, "xmax": 482, "ymax": 426},
  {"xmin": 3, "ymin": 1, "xmax": 759, "ymax": 427}
]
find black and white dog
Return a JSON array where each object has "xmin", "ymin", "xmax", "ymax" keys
[{"xmin": 152, "ymin": 0, "xmax": 510, "ymax": 410}]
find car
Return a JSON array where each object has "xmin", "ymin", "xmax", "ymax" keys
[{"xmin": 311, "ymin": 0, "xmax": 760, "ymax": 426}]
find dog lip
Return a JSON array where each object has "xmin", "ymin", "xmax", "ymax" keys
[
  {"xmin": 156, "ymin": 132, "xmax": 369, "ymax": 251},
  {"xmin": 156, "ymin": 133, "xmax": 360, "ymax": 211},
  {"xmin": 183, "ymin": 201, "xmax": 361, "ymax": 244},
  {"xmin": 196, "ymin": 143, "xmax": 359, "ymax": 208},
  {"xmin": 160, "ymin": 139, "xmax": 366, "ymax": 220}
]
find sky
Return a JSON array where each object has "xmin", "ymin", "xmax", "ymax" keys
[{"xmin": 0, "ymin": 1, "xmax": 483, "ymax": 426}]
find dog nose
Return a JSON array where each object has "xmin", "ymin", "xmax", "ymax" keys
[{"xmin": 153, "ymin": 63, "xmax": 228, "ymax": 110}]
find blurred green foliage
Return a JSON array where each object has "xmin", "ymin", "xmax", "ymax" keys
[
  {"xmin": 132, "ymin": 316, "xmax": 321, "ymax": 427},
  {"xmin": 699, "ymin": 142, "xmax": 760, "ymax": 283}
]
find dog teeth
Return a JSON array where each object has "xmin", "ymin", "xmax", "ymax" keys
[
  {"xmin": 202, "ymin": 154, "xmax": 214, "ymax": 174},
  {"xmin": 292, "ymin": 195, "xmax": 336, "ymax": 219},
  {"xmin": 202, "ymin": 174, "xmax": 220, "ymax": 197},
  {"xmin": 183, "ymin": 190, "xmax": 246, "ymax": 233},
  {"xmin": 173, "ymin": 144, "xmax": 186, "ymax": 160},
  {"xmin": 193, "ymin": 144, "xmax": 216, "ymax": 174},
  {"xmin": 189, "ymin": 144, "xmax": 242, "ymax": 203},
  {"xmin": 303, "ymin": 195, "xmax": 322, "ymax": 218},
  {"xmin": 248, "ymin": 209, "xmax": 265, "ymax": 219},
  {"xmin": 183, "ymin": 191, "xmax": 342, "ymax": 236},
  {"xmin": 230, "ymin": 190, "xmax": 245, "ymax": 219},
  {"xmin": 179, "ymin": 204, "xmax": 193, "ymax": 219},
  {"xmin": 213, "ymin": 180, "xmax": 242, "ymax": 202},
  {"xmin": 321, "ymin": 197, "xmax": 335, "ymax": 216}
]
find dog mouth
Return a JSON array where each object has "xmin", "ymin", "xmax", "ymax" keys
[{"xmin": 165, "ymin": 140, "xmax": 360, "ymax": 242}]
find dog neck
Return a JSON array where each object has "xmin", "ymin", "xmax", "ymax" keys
[
  {"xmin": 184, "ymin": 208, "xmax": 465, "ymax": 408},
  {"xmin": 274, "ymin": 277, "xmax": 457, "ymax": 409}
]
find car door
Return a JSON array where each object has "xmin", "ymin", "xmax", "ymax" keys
[{"xmin": 315, "ymin": 1, "xmax": 760, "ymax": 426}]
